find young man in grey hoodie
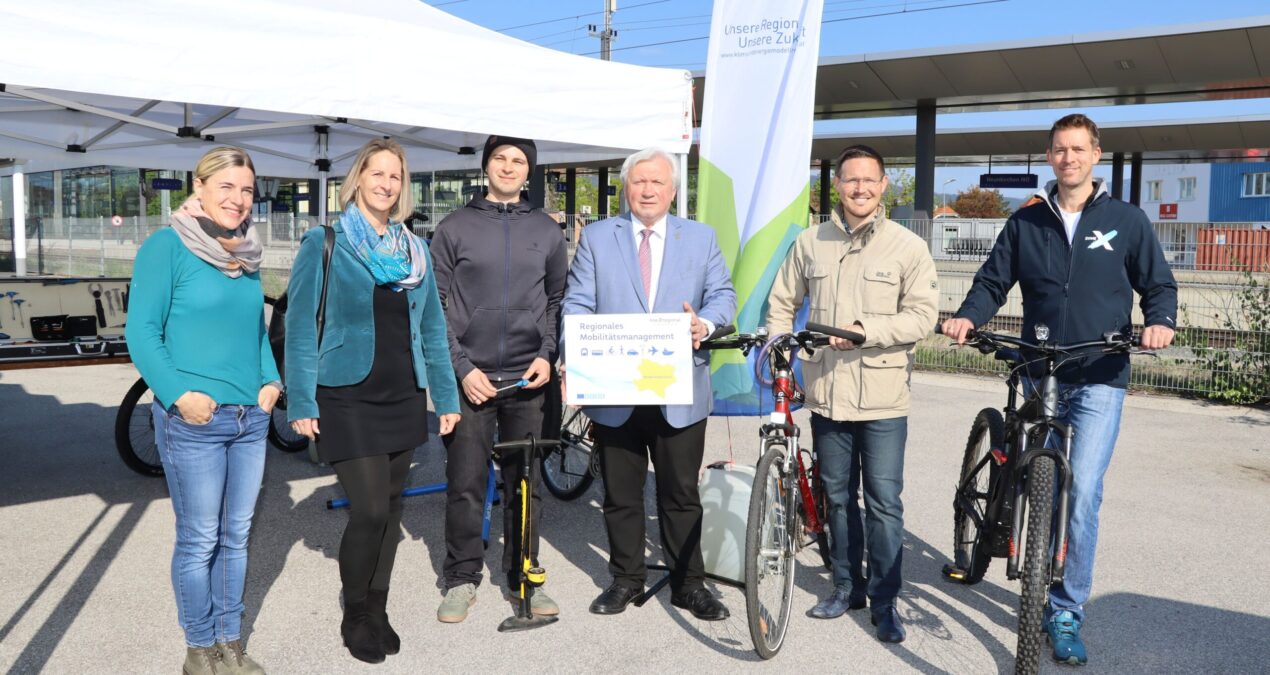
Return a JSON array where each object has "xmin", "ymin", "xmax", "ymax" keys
[{"xmin": 430, "ymin": 135, "xmax": 568, "ymax": 622}]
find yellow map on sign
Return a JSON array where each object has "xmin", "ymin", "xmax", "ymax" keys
[{"xmin": 634, "ymin": 359, "xmax": 678, "ymax": 397}]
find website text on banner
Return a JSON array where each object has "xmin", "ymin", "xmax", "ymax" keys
[{"xmin": 697, "ymin": 0, "xmax": 825, "ymax": 414}]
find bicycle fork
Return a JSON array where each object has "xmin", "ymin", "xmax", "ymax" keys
[{"xmin": 1006, "ymin": 433, "xmax": 1075, "ymax": 583}]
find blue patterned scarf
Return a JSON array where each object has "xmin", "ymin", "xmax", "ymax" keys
[{"xmin": 339, "ymin": 204, "xmax": 428, "ymax": 290}]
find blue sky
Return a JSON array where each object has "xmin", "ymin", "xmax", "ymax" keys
[
  {"xmin": 430, "ymin": 0, "xmax": 1270, "ymax": 70},
  {"xmin": 428, "ymin": 0, "xmax": 1269, "ymax": 200}
]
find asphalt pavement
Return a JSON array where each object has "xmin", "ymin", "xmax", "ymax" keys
[{"xmin": 1, "ymin": 364, "xmax": 1267, "ymax": 674}]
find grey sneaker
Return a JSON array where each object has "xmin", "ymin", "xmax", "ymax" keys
[
  {"xmin": 507, "ymin": 588, "xmax": 561, "ymax": 616},
  {"xmin": 183, "ymin": 645, "xmax": 222, "ymax": 675},
  {"xmin": 437, "ymin": 583, "xmax": 478, "ymax": 623},
  {"xmin": 216, "ymin": 640, "xmax": 265, "ymax": 675}
]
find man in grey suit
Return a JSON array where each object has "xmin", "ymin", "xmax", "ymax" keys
[{"xmin": 561, "ymin": 148, "xmax": 736, "ymax": 620}]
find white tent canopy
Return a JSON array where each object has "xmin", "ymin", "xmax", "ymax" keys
[{"xmin": 0, "ymin": 0, "xmax": 693, "ymax": 178}]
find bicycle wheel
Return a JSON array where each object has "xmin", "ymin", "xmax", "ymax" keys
[
  {"xmin": 810, "ymin": 467, "xmax": 833, "ymax": 571},
  {"xmin": 1016, "ymin": 453, "xmax": 1056, "ymax": 675},
  {"xmin": 541, "ymin": 405, "xmax": 596, "ymax": 500},
  {"xmin": 951, "ymin": 408, "xmax": 1004, "ymax": 584},
  {"xmin": 267, "ymin": 403, "xmax": 309, "ymax": 452},
  {"xmin": 745, "ymin": 446, "xmax": 797, "ymax": 660},
  {"xmin": 114, "ymin": 377, "xmax": 164, "ymax": 477}
]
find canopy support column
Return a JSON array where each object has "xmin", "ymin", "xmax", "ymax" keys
[
  {"xmin": 1130, "ymin": 152, "xmax": 1143, "ymax": 207},
  {"xmin": 914, "ymin": 99, "xmax": 936, "ymax": 219},
  {"xmin": 12, "ymin": 163, "xmax": 26, "ymax": 275},
  {"xmin": 1112, "ymin": 152, "xmax": 1125, "ymax": 200}
]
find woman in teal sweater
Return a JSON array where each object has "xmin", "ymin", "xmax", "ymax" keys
[
  {"xmin": 284, "ymin": 138, "xmax": 460, "ymax": 664},
  {"xmin": 126, "ymin": 147, "xmax": 280, "ymax": 675}
]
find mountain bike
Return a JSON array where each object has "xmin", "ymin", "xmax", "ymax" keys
[
  {"xmin": 701, "ymin": 321, "xmax": 862, "ymax": 660},
  {"xmin": 937, "ymin": 324, "xmax": 1149, "ymax": 675}
]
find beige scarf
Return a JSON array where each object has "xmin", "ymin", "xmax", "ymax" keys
[{"xmin": 169, "ymin": 196, "xmax": 264, "ymax": 277}]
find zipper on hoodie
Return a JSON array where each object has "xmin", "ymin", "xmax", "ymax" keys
[
  {"xmin": 496, "ymin": 202, "xmax": 511, "ymax": 380},
  {"xmin": 1044, "ymin": 188, "xmax": 1090, "ymax": 346}
]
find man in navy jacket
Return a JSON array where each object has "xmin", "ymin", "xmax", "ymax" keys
[{"xmin": 943, "ymin": 114, "xmax": 1177, "ymax": 666}]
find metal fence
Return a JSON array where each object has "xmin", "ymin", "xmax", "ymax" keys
[
  {"xmin": 3, "ymin": 213, "xmax": 1267, "ymax": 403},
  {"xmin": 896, "ymin": 218, "xmax": 1270, "ymax": 404}
]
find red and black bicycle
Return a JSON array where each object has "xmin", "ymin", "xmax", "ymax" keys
[{"xmin": 701, "ymin": 321, "xmax": 862, "ymax": 659}]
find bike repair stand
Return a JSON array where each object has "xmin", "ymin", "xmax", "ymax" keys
[
  {"xmin": 633, "ymin": 566, "xmax": 675, "ymax": 607},
  {"xmin": 494, "ymin": 434, "xmax": 560, "ymax": 633}
]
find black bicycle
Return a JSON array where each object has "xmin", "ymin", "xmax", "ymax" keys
[
  {"xmin": 938, "ymin": 323, "xmax": 1149, "ymax": 675},
  {"xmin": 538, "ymin": 371, "xmax": 599, "ymax": 500}
]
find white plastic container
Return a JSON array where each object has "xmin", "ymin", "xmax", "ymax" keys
[{"xmin": 698, "ymin": 461, "xmax": 755, "ymax": 584}]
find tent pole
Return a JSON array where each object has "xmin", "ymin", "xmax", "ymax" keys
[
  {"xmin": 12, "ymin": 163, "xmax": 27, "ymax": 276},
  {"xmin": 676, "ymin": 153, "xmax": 688, "ymax": 218},
  {"xmin": 318, "ymin": 172, "xmax": 328, "ymax": 226}
]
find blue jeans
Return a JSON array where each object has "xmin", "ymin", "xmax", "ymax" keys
[
  {"xmin": 810, "ymin": 414, "xmax": 907, "ymax": 608},
  {"xmin": 153, "ymin": 401, "xmax": 269, "ymax": 647},
  {"xmin": 1038, "ymin": 383, "xmax": 1125, "ymax": 624}
]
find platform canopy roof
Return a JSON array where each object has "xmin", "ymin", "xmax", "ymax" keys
[
  {"xmin": 694, "ymin": 15, "xmax": 1270, "ymax": 119},
  {"xmin": 0, "ymin": 0, "xmax": 693, "ymax": 177},
  {"xmin": 810, "ymin": 112, "xmax": 1270, "ymax": 164}
]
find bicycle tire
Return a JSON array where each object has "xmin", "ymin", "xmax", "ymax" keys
[
  {"xmin": 1016, "ymin": 453, "xmax": 1056, "ymax": 675},
  {"xmin": 952, "ymin": 408, "xmax": 1004, "ymax": 584},
  {"xmin": 114, "ymin": 377, "xmax": 164, "ymax": 477},
  {"xmin": 811, "ymin": 470, "xmax": 833, "ymax": 571},
  {"xmin": 541, "ymin": 405, "xmax": 596, "ymax": 500},
  {"xmin": 267, "ymin": 403, "xmax": 309, "ymax": 452},
  {"xmin": 745, "ymin": 446, "xmax": 797, "ymax": 660}
]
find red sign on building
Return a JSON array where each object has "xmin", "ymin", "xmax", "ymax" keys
[{"xmin": 1159, "ymin": 203, "xmax": 1178, "ymax": 220}]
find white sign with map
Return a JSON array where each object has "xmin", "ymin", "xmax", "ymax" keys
[{"xmin": 564, "ymin": 313, "xmax": 693, "ymax": 406}]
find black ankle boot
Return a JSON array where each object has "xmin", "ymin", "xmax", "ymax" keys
[
  {"xmin": 366, "ymin": 588, "xmax": 400, "ymax": 655},
  {"xmin": 341, "ymin": 597, "xmax": 385, "ymax": 664}
]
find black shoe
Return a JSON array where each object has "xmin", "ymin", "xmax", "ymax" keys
[
  {"xmin": 871, "ymin": 605, "xmax": 907, "ymax": 644},
  {"xmin": 590, "ymin": 583, "xmax": 643, "ymax": 615},
  {"xmin": 366, "ymin": 588, "xmax": 400, "ymax": 656},
  {"xmin": 341, "ymin": 597, "xmax": 386, "ymax": 664},
  {"xmin": 671, "ymin": 588, "xmax": 730, "ymax": 621}
]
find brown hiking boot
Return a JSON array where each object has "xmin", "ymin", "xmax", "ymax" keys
[
  {"xmin": 182, "ymin": 645, "xmax": 222, "ymax": 675},
  {"xmin": 216, "ymin": 640, "xmax": 266, "ymax": 674}
]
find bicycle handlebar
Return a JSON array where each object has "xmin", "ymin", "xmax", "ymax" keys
[
  {"xmin": 699, "ymin": 323, "xmax": 863, "ymax": 351},
  {"xmin": 805, "ymin": 322, "xmax": 865, "ymax": 345},
  {"xmin": 934, "ymin": 322, "xmax": 1144, "ymax": 357}
]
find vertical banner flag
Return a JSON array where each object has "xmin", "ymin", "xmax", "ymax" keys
[{"xmin": 698, "ymin": 0, "xmax": 823, "ymax": 414}]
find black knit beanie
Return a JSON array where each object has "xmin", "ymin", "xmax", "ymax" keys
[{"xmin": 482, "ymin": 135, "xmax": 537, "ymax": 176}]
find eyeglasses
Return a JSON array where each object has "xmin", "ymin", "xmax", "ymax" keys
[{"xmin": 839, "ymin": 177, "xmax": 883, "ymax": 188}]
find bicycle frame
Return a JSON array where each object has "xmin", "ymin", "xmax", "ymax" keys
[
  {"xmin": 1000, "ymin": 371, "xmax": 1075, "ymax": 582},
  {"xmin": 700, "ymin": 327, "xmax": 848, "ymax": 547},
  {"xmin": 759, "ymin": 344, "xmax": 821, "ymax": 540}
]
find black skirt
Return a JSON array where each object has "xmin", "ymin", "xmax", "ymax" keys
[{"xmin": 316, "ymin": 284, "xmax": 429, "ymax": 463}]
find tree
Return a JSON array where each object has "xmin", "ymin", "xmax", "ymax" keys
[
  {"xmin": 950, "ymin": 186, "xmax": 1010, "ymax": 218},
  {"xmin": 881, "ymin": 170, "xmax": 915, "ymax": 213}
]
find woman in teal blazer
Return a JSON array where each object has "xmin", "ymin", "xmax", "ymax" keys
[{"xmin": 284, "ymin": 139, "xmax": 459, "ymax": 664}]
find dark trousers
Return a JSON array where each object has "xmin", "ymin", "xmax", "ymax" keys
[
  {"xmin": 593, "ymin": 407, "xmax": 708, "ymax": 594},
  {"xmin": 330, "ymin": 449, "xmax": 414, "ymax": 603},
  {"xmin": 810, "ymin": 413, "xmax": 907, "ymax": 609},
  {"xmin": 442, "ymin": 385, "xmax": 545, "ymax": 590}
]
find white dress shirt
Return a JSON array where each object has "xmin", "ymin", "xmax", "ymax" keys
[{"xmin": 632, "ymin": 213, "xmax": 714, "ymax": 336}]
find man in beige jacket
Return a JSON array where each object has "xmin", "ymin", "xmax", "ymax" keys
[{"xmin": 767, "ymin": 144, "xmax": 938, "ymax": 644}]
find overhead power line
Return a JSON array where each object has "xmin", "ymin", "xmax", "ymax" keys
[
  {"xmin": 494, "ymin": 0, "xmax": 668, "ymax": 33},
  {"xmin": 575, "ymin": 0, "xmax": 1007, "ymax": 56}
]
